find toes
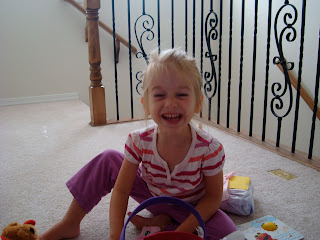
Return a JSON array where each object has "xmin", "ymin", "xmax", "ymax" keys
[{"xmin": 129, "ymin": 215, "xmax": 148, "ymax": 229}]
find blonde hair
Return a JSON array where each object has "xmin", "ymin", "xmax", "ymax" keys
[{"xmin": 142, "ymin": 48, "xmax": 203, "ymax": 113}]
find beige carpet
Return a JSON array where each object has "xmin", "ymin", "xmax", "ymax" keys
[{"xmin": 0, "ymin": 100, "xmax": 319, "ymax": 239}]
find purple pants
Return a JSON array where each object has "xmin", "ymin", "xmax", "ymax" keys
[{"xmin": 66, "ymin": 149, "xmax": 237, "ymax": 240}]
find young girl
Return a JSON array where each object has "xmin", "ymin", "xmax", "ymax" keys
[{"xmin": 40, "ymin": 48, "xmax": 237, "ymax": 240}]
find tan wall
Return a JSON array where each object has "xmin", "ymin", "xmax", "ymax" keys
[{"xmin": 0, "ymin": 0, "xmax": 91, "ymax": 105}]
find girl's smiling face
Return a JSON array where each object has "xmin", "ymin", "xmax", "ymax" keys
[{"xmin": 144, "ymin": 68, "xmax": 202, "ymax": 134}]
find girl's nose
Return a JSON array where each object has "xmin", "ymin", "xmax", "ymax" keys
[{"xmin": 165, "ymin": 96, "xmax": 177, "ymax": 108}]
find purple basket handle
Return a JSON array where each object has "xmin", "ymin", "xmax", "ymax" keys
[{"xmin": 120, "ymin": 196, "xmax": 206, "ymax": 240}]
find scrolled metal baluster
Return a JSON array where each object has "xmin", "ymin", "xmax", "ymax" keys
[
  {"xmin": 135, "ymin": 71, "xmax": 144, "ymax": 96},
  {"xmin": 204, "ymin": 10, "xmax": 218, "ymax": 119},
  {"xmin": 134, "ymin": 13, "xmax": 155, "ymax": 95},
  {"xmin": 271, "ymin": 2, "xmax": 297, "ymax": 118},
  {"xmin": 271, "ymin": 58, "xmax": 294, "ymax": 117},
  {"xmin": 272, "ymin": 1, "xmax": 297, "ymax": 146},
  {"xmin": 134, "ymin": 14, "xmax": 155, "ymax": 65}
]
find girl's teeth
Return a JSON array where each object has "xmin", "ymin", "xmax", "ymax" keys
[
  {"xmin": 163, "ymin": 114, "xmax": 180, "ymax": 121},
  {"xmin": 164, "ymin": 114, "xmax": 179, "ymax": 118}
]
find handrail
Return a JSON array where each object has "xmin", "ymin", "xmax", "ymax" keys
[
  {"xmin": 65, "ymin": 0, "xmax": 137, "ymax": 55},
  {"xmin": 276, "ymin": 62, "xmax": 320, "ymax": 120}
]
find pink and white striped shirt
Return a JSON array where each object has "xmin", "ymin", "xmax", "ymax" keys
[{"xmin": 124, "ymin": 123, "xmax": 225, "ymax": 204}]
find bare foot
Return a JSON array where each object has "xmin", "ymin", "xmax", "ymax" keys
[
  {"xmin": 127, "ymin": 212, "xmax": 172, "ymax": 231},
  {"xmin": 39, "ymin": 220, "xmax": 80, "ymax": 240}
]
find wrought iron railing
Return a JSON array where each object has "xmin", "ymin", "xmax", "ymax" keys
[{"xmin": 84, "ymin": 0, "xmax": 320, "ymax": 169}]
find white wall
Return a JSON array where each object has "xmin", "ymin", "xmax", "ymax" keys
[
  {"xmin": 0, "ymin": 0, "xmax": 91, "ymax": 105},
  {"xmin": 99, "ymin": 0, "xmax": 320, "ymax": 158},
  {"xmin": 0, "ymin": 0, "xmax": 319, "ymax": 158},
  {"xmin": 219, "ymin": 0, "xmax": 320, "ymax": 158}
]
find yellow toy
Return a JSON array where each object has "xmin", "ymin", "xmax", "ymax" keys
[
  {"xmin": 1, "ymin": 220, "xmax": 38, "ymax": 240},
  {"xmin": 261, "ymin": 221, "xmax": 278, "ymax": 231}
]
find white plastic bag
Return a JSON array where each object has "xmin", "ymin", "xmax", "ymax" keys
[{"xmin": 219, "ymin": 172, "xmax": 254, "ymax": 216}]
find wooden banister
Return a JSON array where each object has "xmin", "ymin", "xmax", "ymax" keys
[
  {"xmin": 86, "ymin": 0, "xmax": 106, "ymax": 126},
  {"xmin": 65, "ymin": 0, "xmax": 137, "ymax": 56},
  {"xmin": 276, "ymin": 62, "xmax": 320, "ymax": 120}
]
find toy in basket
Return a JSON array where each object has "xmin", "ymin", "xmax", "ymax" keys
[{"xmin": 120, "ymin": 196, "xmax": 206, "ymax": 240}]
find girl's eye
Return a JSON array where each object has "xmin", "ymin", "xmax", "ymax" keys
[
  {"xmin": 154, "ymin": 94, "xmax": 165, "ymax": 98},
  {"xmin": 177, "ymin": 93, "xmax": 189, "ymax": 97}
]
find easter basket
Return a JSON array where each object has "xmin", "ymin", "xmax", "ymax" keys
[{"xmin": 120, "ymin": 196, "xmax": 206, "ymax": 240}]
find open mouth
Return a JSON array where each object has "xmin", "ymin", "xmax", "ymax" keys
[{"xmin": 162, "ymin": 114, "xmax": 182, "ymax": 122}]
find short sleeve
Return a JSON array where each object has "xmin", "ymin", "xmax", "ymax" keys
[
  {"xmin": 124, "ymin": 132, "xmax": 142, "ymax": 165},
  {"xmin": 201, "ymin": 138, "xmax": 225, "ymax": 176}
]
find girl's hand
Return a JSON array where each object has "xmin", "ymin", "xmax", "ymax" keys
[
  {"xmin": 108, "ymin": 236, "xmax": 119, "ymax": 240},
  {"xmin": 176, "ymin": 171, "xmax": 224, "ymax": 233}
]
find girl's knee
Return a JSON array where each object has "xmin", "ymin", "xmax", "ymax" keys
[
  {"xmin": 205, "ymin": 210, "xmax": 237, "ymax": 240},
  {"xmin": 94, "ymin": 149, "xmax": 124, "ymax": 167},
  {"xmin": 102, "ymin": 149, "xmax": 123, "ymax": 158}
]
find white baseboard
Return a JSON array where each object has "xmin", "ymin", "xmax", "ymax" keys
[{"xmin": 0, "ymin": 93, "xmax": 79, "ymax": 107}]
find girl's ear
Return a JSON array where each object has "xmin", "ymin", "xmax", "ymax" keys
[
  {"xmin": 194, "ymin": 95, "xmax": 204, "ymax": 114},
  {"xmin": 141, "ymin": 97, "xmax": 150, "ymax": 115}
]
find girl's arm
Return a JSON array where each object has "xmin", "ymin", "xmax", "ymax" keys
[
  {"xmin": 175, "ymin": 170, "xmax": 224, "ymax": 234},
  {"xmin": 108, "ymin": 158, "xmax": 139, "ymax": 240}
]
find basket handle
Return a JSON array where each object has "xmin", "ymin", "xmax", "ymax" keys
[{"xmin": 120, "ymin": 196, "xmax": 206, "ymax": 240}]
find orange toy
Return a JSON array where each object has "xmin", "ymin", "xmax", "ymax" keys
[{"xmin": 1, "ymin": 220, "xmax": 38, "ymax": 240}]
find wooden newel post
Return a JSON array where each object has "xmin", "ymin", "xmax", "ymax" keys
[{"xmin": 85, "ymin": 0, "xmax": 107, "ymax": 126}]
